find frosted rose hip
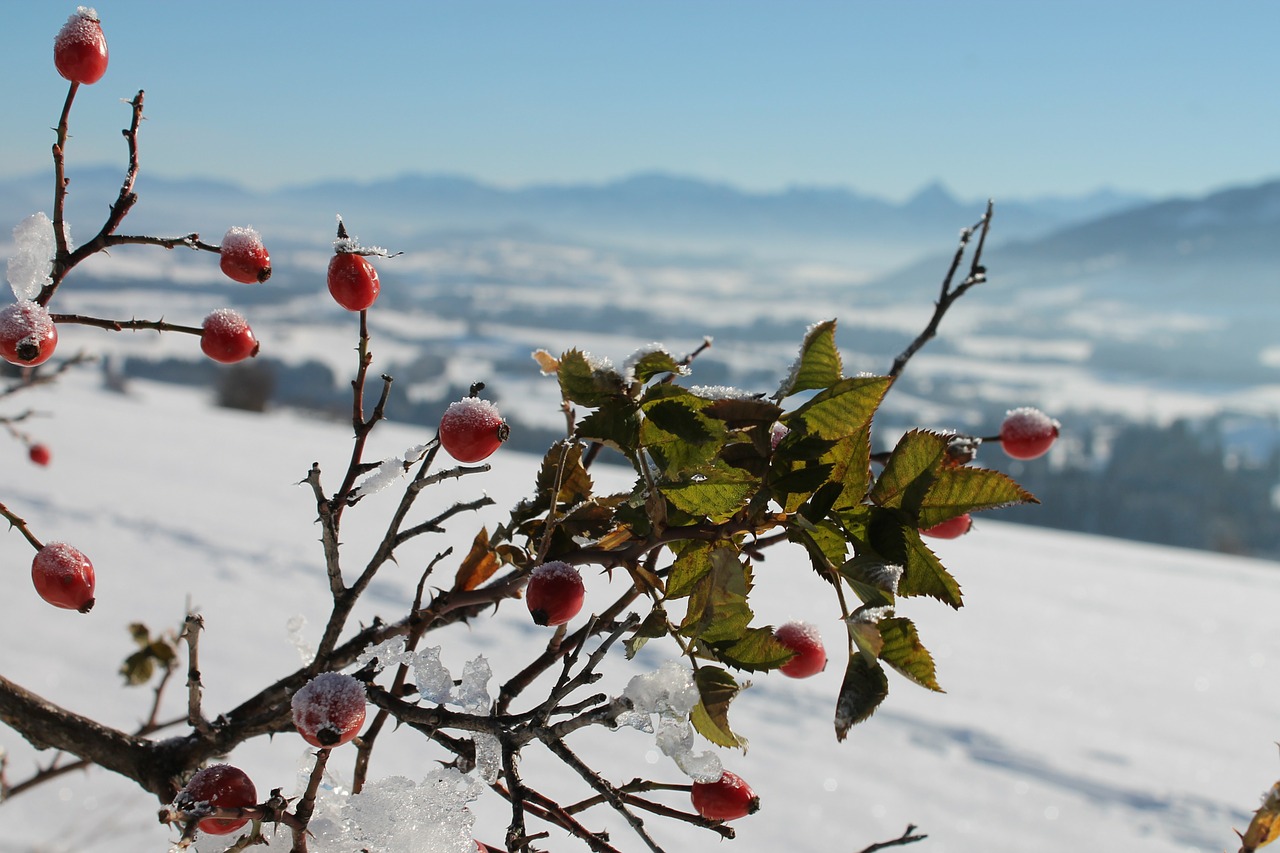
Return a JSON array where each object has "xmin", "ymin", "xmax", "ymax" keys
[
  {"xmin": 0, "ymin": 300, "xmax": 58, "ymax": 366},
  {"xmin": 291, "ymin": 671, "xmax": 367, "ymax": 748},
  {"xmin": 690, "ymin": 770, "xmax": 759, "ymax": 821},
  {"xmin": 54, "ymin": 7, "xmax": 108, "ymax": 85},
  {"xmin": 200, "ymin": 308, "xmax": 259, "ymax": 363},
  {"xmin": 179, "ymin": 764, "xmax": 257, "ymax": 835},
  {"xmin": 438, "ymin": 397, "xmax": 509, "ymax": 463},
  {"xmin": 774, "ymin": 620, "xmax": 826, "ymax": 678},
  {"xmin": 31, "ymin": 542, "xmax": 95, "ymax": 612},
  {"xmin": 219, "ymin": 226, "xmax": 271, "ymax": 284},
  {"xmin": 999, "ymin": 407, "xmax": 1060, "ymax": 460},
  {"xmin": 526, "ymin": 561, "xmax": 585, "ymax": 627}
]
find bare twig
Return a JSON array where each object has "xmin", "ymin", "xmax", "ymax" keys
[
  {"xmin": 856, "ymin": 824, "xmax": 928, "ymax": 852},
  {"xmin": 888, "ymin": 201, "xmax": 993, "ymax": 380},
  {"xmin": 179, "ymin": 614, "xmax": 210, "ymax": 735}
]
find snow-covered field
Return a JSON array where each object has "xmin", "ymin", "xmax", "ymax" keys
[{"xmin": 1, "ymin": 369, "xmax": 1278, "ymax": 853}]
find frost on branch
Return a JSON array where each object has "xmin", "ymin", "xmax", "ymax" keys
[
  {"xmin": 7, "ymin": 213, "xmax": 58, "ymax": 301},
  {"xmin": 351, "ymin": 444, "xmax": 430, "ymax": 499}
]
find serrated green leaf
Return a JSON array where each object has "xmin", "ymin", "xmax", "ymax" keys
[
  {"xmin": 878, "ymin": 617, "xmax": 943, "ymax": 692},
  {"xmin": 692, "ymin": 665, "xmax": 746, "ymax": 749},
  {"xmin": 703, "ymin": 398, "xmax": 783, "ymax": 429},
  {"xmin": 558, "ymin": 349, "xmax": 626, "ymax": 407},
  {"xmin": 666, "ymin": 541, "xmax": 712, "ymax": 600},
  {"xmin": 867, "ymin": 508, "xmax": 963, "ymax": 608},
  {"xmin": 915, "ymin": 466, "xmax": 1040, "ymax": 528},
  {"xmin": 869, "ymin": 429, "xmax": 949, "ymax": 511},
  {"xmin": 679, "ymin": 547, "xmax": 753, "ymax": 644},
  {"xmin": 576, "ymin": 399, "xmax": 640, "ymax": 455},
  {"xmin": 629, "ymin": 348, "xmax": 685, "ymax": 384},
  {"xmin": 791, "ymin": 376, "xmax": 893, "ymax": 442},
  {"xmin": 710, "ymin": 627, "xmax": 796, "ymax": 672},
  {"xmin": 770, "ymin": 462, "xmax": 836, "ymax": 513},
  {"xmin": 640, "ymin": 391, "xmax": 727, "ymax": 477},
  {"xmin": 778, "ymin": 320, "xmax": 843, "ymax": 398},
  {"xmin": 661, "ymin": 461, "xmax": 757, "ymax": 521},
  {"xmin": 834, "ymin": 654, "xmax": 889, "ymax": 740}
]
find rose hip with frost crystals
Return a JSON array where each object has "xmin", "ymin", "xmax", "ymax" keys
[
  {"xmin": 31, "ymin": 542, "xmax": 95, "ymax": 612},
  {"xmin": 218, "ymin": 226, "xmax": 271, "ymax": 284},
  {"xmin": 774, "ymin": 620, "xmax": 826, "ymax": 678},
  {"xmin": 200, "ymin": 308, "xmax": 259, "ymax": 363},
  {"xmin": 177, "ymin": 764, "xmax": 257, "ymax": 836},
  {"xmin": 0, "ymin": 300, "xmax": 58, "ymax": 367},
  {"xmin": 525, "ymin": 561, "xmax": 585, "ymax": 627},
  {"xmin": 438, "ymin": 396, "xmax": 509, "ymax": 463},
  {"xmin": 54, "ymin": 7, "xmax": 108, "ymax": 86},
  {"xmin": 690, "ymin": 770, "xmax": 759, "ymax": 821},
  {"xmin": 999, "ymin": 406, "xmax": 1060, "ymax": 460},
  {"xmin": 291, "ymin": 671, "xmax": 367, "ymax": 748}
]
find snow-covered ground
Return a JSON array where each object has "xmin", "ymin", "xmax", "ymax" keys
[{"xmin": 1, "ymin": 369, "xmax": 1278, "ymax": 853}]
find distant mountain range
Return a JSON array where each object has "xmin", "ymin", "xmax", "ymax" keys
[{"xmin": 0, "ymin": 167, "xmax": 1147, "ymax": 267}]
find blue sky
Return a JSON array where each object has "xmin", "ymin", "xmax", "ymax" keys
[{"xmin": 2, "ymin": 1, "xmax": 1277, "ymax": 202}]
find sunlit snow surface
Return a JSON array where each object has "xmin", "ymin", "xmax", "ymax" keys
[{"xmin": 0, "ymin": 373, "xmax": 1278, "ymax": 852}]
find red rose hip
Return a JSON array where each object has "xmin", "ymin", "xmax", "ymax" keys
[
  {"xmin": 200, "ymin": 309, "xmax": 259, "ymax": 363},
  {"xmin": 219, "ymin": 226, "xmax": 272, "ymax": 284},
  {"xmin": 999, "ymin": 407, "xmax": 1060, "ymax": 460},
  {"xmin": 327, "ymin": 252, "xmax": 381, "ymax": 311},
  {"xmin": 525, "ymin": 561, "xmax": 585, "ymax": 627},
  {"xmin": 691, "ymin": 770, "xmax": 759, "ymax": 821},
  {"xmin": 0, "ymin": 300, "xmax": 58, "ymax": 367},
  {"xmin": 291, "ymin": 671, "xmax": 367, "ymax": 748},
  {"xmin": 28, "ymin": 444, "xmax": 51, "ymax": 466},
  {"xmin": 920, "ymin": 513, "xmax": 973, "ymax": 540},
  {"xmin": 438, "ymin": 396, "xmax": 509, "ymax": 463},
  {"xmin": 773, "ymin": 620, "xmax": 826, "ymax": 678},
  {"xmin": 54, "ymin": 7, "xmax": 108, "ymax": 85},
  {"xmin": 31, "ymin": 542, "xmax": 95, "ymax": 612},
  {"xmin": 178, "ymin": 764, "xmax": 257, "ymax": 835}
]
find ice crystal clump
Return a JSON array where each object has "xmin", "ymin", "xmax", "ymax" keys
[
  {"xmin": 413, "ymin": 646, "xmax": 455, "ymax": 706},
  {"xmin": 616, "ymin": 660, "xmax": 722, "ymax": 781},
  {"xmin": 7, "ymin": 213, "xmax": 57, "ymax": 301},
  {"xmin": 456, "ymin": 656, "xmax": 492, "ymax": 712},
  {"xmin": 265, "ymin": 769, "xmax": 482, "ymax": 853}
]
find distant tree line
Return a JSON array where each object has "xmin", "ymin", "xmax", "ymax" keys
[{"xmin": 997, "ymin": 415, "xmax": 1280, "ymax": 558}]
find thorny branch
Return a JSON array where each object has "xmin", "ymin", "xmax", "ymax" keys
[{"xmin": 0, "ymin": 70, "xmax": 1004, "ymax": 851}]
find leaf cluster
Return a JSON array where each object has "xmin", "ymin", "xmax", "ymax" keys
[{"xmin": 503, "ymin": 323, "xmax": 1036, "ymax": 745}]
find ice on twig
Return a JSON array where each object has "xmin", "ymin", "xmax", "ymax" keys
[
  {"xmin": 286, "ymin": 615, "xmax": 314, "ymax": 666},
  {"xmin": 351, "ymin": 444, "xmax": 430, "ymax": 499},
  {"xmin": 473, "ymin": 733, "xmax": 502, "ymax": 783},
  {"xmin": 356, "ymin": 637, "xmax": 411, "ymax": 672},
  {"xmin": 6, "ymin": 213, "xmax": 57, "ymax": 301}
]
